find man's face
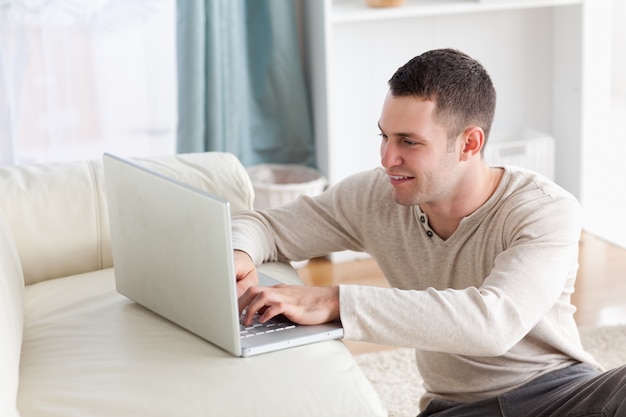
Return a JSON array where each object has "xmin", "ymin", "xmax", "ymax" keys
[{"xmin": 378, "ymin": 92, "xmax": 463, "ymax": 207}]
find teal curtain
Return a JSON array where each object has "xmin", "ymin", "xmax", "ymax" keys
[{"xmin": 176, "ymin": 0, "xmax": 315, "ymax": 168}]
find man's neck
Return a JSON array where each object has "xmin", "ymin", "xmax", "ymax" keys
[{"xmin": 421, "ymin": 164, "xmax": 503, "ymax": 240}]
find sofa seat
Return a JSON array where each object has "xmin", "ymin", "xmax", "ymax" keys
[{"xmin": 19, "ymin": 264, "xmax": 383, "ymax": 417}]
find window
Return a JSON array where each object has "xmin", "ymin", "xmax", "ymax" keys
[{"xmin": 0, "ymin": 0, "xmax": 176, "ymax": 166}]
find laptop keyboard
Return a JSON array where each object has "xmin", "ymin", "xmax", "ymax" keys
[{"xmin": 239, "ymin": 313, "xmax": 297, "ymax": 338}]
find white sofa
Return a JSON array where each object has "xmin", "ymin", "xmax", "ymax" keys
[{"xmin": 0, "ymin": 152, "xmax": 387, "ymax": 417}]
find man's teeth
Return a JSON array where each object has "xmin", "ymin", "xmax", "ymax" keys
[{"xmin": 391, "ymin": 175, "xmax": 409, "ymax": 180}]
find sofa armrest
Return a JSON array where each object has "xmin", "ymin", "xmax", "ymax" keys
[{"xmin": 0, "ymin": 209, "xmax": 24, "ymax": 417}]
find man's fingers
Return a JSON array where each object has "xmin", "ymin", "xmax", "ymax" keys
[
  {"xmin": 259, "ymin": 304, "xmax": 285, "ymax": 324},
  {"xmin": 239, "ymin": 286, "xmax": 285, "ymax": 325}
]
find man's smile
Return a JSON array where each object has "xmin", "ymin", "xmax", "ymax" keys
[{"xmin": 387, "ymin": 173, "xmax": 415, "ymax": 185}]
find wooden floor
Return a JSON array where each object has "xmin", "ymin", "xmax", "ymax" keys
[{"xmin": 297, "ymin": 233, "xmax": 626, "ymax": 355}]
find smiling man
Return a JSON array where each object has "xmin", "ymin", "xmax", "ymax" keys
[{"xmin": 232, "ymin": 49, "xmax": 626, "ymax": 416}]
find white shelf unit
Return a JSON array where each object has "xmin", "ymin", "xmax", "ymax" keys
[
  {"xmin": 331, "ymin": 0, "xmax": 581, "ymax": 22},
  {"xmin": 302, "ymin": 0, "xmax": 586, "ymax": 199}
]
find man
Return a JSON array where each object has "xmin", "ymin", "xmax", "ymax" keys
[{"xmin": 232, "ymin": 49, "xmax": 626, "ymax": 416}]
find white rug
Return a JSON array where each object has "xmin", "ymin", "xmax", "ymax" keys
[{"xmin": 354, "ymin": 325, "xmax": 626, "ymax": 417}]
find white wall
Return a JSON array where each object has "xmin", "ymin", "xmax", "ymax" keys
[
  {"xmin": 612, "ymin": 0, "xmax": 626, "ymax": 96},
  {"xmin": 581, "ymin": 0, "xmax": 626, "ymax": 249}
]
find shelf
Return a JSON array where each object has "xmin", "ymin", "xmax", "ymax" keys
[
  {"xmin": 304, "ymin": 0, "xmax": 587, "ymax": 207},
  {"xmin": 332, "ymin": 0, "xmax": 582, "ymax": 23}
]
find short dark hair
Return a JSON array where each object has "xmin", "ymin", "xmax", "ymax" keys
[{"xmin": 388, "ymin": 48, "xmax": 496, "ymax": 150}]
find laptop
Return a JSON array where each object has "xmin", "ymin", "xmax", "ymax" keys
[{"xmin": 102, "ymin": 153, "xmax": 343, "ymax": 357}]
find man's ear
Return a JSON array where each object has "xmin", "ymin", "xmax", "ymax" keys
[{"xmin": 460, "ymin": 127, "xmax": 485, "ymax": 161}]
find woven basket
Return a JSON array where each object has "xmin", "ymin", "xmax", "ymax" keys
[{"xmin": 247, "ymin": 164, "xmax": 328, "ymax": 210}]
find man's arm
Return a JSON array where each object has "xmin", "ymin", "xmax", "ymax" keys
[{"xmin": 231, "ymin": 171, "xmax": 381, "ymax": 327}]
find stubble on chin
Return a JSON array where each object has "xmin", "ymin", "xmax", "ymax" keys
[{"xmin": 391, "ymin": 188, "xmax": 422, "ymax": 207}]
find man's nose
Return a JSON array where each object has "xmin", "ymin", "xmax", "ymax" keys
[{"xmin": 380, "ymin": 141, "xmax": 401, "ymax": 168}]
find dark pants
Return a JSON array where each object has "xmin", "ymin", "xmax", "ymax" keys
[{"xmin": 418, "ymin": 363, "xmax": 626, "ymax": 417}]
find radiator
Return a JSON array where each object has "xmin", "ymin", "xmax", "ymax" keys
[{"xmin": 484, "ymin": 129, "xmax": 555, "ymax": 180}]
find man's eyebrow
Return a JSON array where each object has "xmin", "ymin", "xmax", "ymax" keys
[{"xmin": 377, "ymin": 123, "xmax": 424, "ymax": 140}]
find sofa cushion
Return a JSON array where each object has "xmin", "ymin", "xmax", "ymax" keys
[
  {"xmin": 0, "ymin": 209, "xmax": 24, "ymax": 417},
  {"xmin": 18, "ymin": 268, "xmax": 385, "ymax": 417},
  {"xmin": 0, "ymin": 152, "xmax": 255, "ymax": 286}
]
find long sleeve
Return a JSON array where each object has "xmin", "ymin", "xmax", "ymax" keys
[{"xmin": 231, "ymin": 170, "xmax": 379, "ymax": 264}]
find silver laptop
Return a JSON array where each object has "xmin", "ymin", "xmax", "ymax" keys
[{"xmin": 102, "ymin": 153, "xmax": 343, "ymax": 357}]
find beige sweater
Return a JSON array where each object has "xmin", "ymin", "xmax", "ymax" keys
[{"xmin": 232, "ymin": 166, "xmax": 600, "ymax": 407}]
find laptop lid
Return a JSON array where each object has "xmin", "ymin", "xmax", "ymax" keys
[
  {"xmin": 103, "ymin": 153, "xmax": 343, "ymax": 357},
  {"xmin": 103, "ymin": 153, "xmax": 242, "ymax": 356}
]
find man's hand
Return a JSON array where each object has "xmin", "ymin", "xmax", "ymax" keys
[
  {"xmin": 234, "ymin": 250, "xmax": 258, "ymax": 297},
  {"xmin": 238, "ymin": 284, "xmax": 340, "ymax": 326}
]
